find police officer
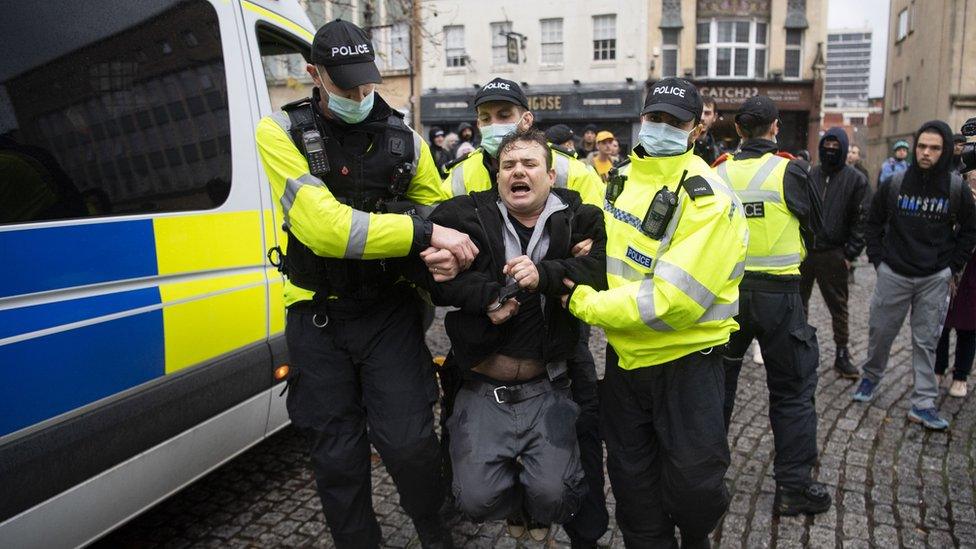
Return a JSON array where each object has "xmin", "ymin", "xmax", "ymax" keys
[
  {"xmin": 714, "ymin": 95, "xmax": 831, "ymax": 516},
  {"xmin": 441, "ymin": 78, "xmax": 609, "ymax": 547},
  {"xmin": 444, "ymin": 78, "xmax": 605, "ymax": 207},
  {"xmin": 254, "ymin": 19, "xmax": 478, "ymax": 549},
  {"xmin": 566, "ymin": 78, "xmax": 748, "ymax": 548}
]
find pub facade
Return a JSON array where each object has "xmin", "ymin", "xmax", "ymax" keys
[{"xmin": 418, "ymin": 0, "xmax": 826, "ymax": 156}]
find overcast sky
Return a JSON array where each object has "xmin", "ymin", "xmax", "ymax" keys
[{"xmin": 827, "ymin": 0, "xmax": 890, "ymax": 97}]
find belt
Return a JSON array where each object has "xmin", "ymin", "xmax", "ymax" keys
[{"xmin": 463, "ymin": 376, "xmax": 570, "ymax": 405}]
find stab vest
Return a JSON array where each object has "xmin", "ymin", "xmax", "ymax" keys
[{"xmin": 279, "ymin": 97, "xmax": 416, "ymax": 300}]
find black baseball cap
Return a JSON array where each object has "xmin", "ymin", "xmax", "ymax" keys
[
  {"xmin": 311, "ymin": 19, "xmax": 382, "ymax": 89},
  {"xmin": 474, "ymin": 78, "xmax": 528, "ymax": 110},
  {"xmin": 642, "ymin": 78, "xmax": 703, "ymax": 122},
  {"xmin": 954, "ymin": 133, "xmax": 967, "ymax": 144},
  {"xmin": 545, "ymin": 124, "xmax": 575, "ymax": 144},
  {"xmin": 735, "ymin": 95, "xmax": 778, "ymax": 128}
]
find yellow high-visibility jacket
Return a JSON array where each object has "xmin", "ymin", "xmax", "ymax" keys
[
  {"xmin": 715, "ymin": 152, "xmax": 804, "ymax": 276},
  {"xmin": 569, "ymin": 148, "xmax": 749, "ymax": 369},
  {"xmin": 444, "ymin": 145, "xmax": 606, "ymax": 208},
  {"xmin": 255, "ymin": 104, "xmax": 449, "ymax": 306}
]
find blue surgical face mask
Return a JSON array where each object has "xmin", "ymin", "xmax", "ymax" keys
[
  {"xmin": 639, "ymin": 121, "xmax": 692, "ymax": 157},
  {"xmin": 327, "ymin": 89, "xmax": 375, "ymax": 124},
  {"xmin": 480, "ymin": 123, "xmax": 518, "ymax": 157}
]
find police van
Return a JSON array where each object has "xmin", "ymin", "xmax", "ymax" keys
[{"xmin": 0, "ymin": 1, "xmax": 319, "ymax": 546}]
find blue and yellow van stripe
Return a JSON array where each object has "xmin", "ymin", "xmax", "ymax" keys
[{"xmin": 0, "ymin": 210, "xmax": 279, "ymax": 437}]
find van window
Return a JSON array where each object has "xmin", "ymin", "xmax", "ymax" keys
[
  {"xmin": 256, "ymin": 28, "xmax": 313, "ymax": 111},
  {"xmin": 0, "ymin": 0, "xmax": 232, "ymax": 224}
]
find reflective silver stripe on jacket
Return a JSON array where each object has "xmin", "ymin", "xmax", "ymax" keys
[
  {"xmin": 281, "ymin": 173, "xmax": 325, "ymax": 225},
  {"xmin": 729, "ymin": 261, "xmax": 746, "ymax": 280},
  {"xmin": 736, "ymin": 189, "xmax": 783, "ymax": 203},
  {"xmin": 636, "ymin": 278, "xmax": 674, "ymax": 331},
  {"xmin": 716, "ymin": 162, "xmax": 731, "ymax": 185},
  {"xmin": 554, "ymin": 153, "xmax": 570, "ymax": 188},
  {"xmin": 746, "ymin": 253, "xmax": 802, "ymax": 267},
  {"xmin": 720, "ymin": 155, "xmax": 787, "ymax": 203},
  {"xmin": 606, "ymin": 256, "xmax": 648, "ymax": 282},
  {"xmin": 698, "ymin": 300, "xmax": 739, "ymax": 323},
  {"xmin": 412, "ymin": 132, "xmax": 423, "ymax": 173},
  {"xmin": 655, "ymin": 260, "xmax": 716, "ymax": 311},
  {"xmin": 344, "ymin": 210, "xmax": 370, "ymax": 259},
  {"xmin": 270, "ymin": 110, "xmax": 292, "ymax": 132},
  {"xmin": 747, "ymin": 155, "xmax": 787, "ymax": 190},
  {"xmin": 451, "ymin": 162, "xmax": 466, "ymax": 196}
]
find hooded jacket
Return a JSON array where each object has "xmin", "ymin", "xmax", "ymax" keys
[
  {"xmin": 808, "ymin": 128, "xmax": 870, "ymax": 260},
  {"xmin": 413, "ymin": 187, "xmax": 607, "ymax": 370},
  {"xmin": 865, "ymin": 120, "xmax": 976, "ymax": 276}
]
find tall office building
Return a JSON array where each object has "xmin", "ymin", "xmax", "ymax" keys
[{"xmin": 824, "ymin": 29, "xmax": 872, "ymax": 108}]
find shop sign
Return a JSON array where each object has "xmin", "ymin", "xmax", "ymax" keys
[
  {"xmin": 527, "ymin": 95, "xmax": 563, "ymax": 111},
  {"xmin": 697, "ymin": 83, "xmax": 812, "ymax": 110}
]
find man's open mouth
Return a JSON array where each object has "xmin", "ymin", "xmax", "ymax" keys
[{"xmin": 511, "ymin": 182, "xmax": 531, "ymax": 196}]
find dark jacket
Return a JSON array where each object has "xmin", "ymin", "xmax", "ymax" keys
[
  {"xmin": 733, "ymin": 139, "xmax": 825, "ymax": 253},
  {"xmin": 694, "ymin": 132, "xmax": 721, "ymax": 166},
  {"xmin": 415, "ymin": 188, "xmax": 607, "ymax": 370},
  {"xmin": 809, "ymin": 128, "xmax": 870, "ymax": 260},
  {"xmin": 866, "ymin": 120, "xmax": 976, "ymax": 277}
]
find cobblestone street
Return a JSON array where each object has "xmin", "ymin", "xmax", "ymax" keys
[{"xmin": 97, "ymin": 262, "xmax": 976, "ymax": 548}]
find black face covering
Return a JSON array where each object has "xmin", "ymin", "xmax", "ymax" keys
[{"xmin": 820, "ymin": 146, "xmax": 844, "ymax": 172}]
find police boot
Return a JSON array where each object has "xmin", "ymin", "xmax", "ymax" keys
[
  {"xmin": 773, "ymin": 482, "xmax": 832, "ymax": 516},
  {"xmin": 834, "ymin": 346, "xmax": 858, "ymax": 379},
  {"xmin": 411, "ymin": 516, "xmax": 455, "ymax": 549}
]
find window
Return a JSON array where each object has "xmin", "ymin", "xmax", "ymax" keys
[
  {"xmin": 909, "ymin": 1, "xmax": 916, "ymax": 33},
  {"xmin": 490, "ymin": 22, "xmax": 513, "ymax": 66},
  {"xmin": 695, "ymin": 19, "xmax": 767, "ymax": 79},
  {"xmin": 540, "ymin": 18, "xmax": 563, "ymax": 65},
  {"xmin": 891, "ymin": 80, "xmax": 903, "ymax": 111},
  {"xmin": 897, "ymin": 8, "xmax": 908, "ymax": 41},
  {"xmin": 444, "ymin": 25, "xmax": 466, "ymax": 67},
  {"xmin": 785, "ymin": 29, "xmax": 803, "ymax": 78},
  {"xmin": 593, "ymin": 14, "xmax": 616, "ymax": 61},
  {"xmin": 662, "ymin": 29, "xmax": 679, "ymax": 77},
  {"xmin": 257, "ymin": 29, "xmax": 313, "ymax": 109},
  {"xmin": 0, "ymin": 0, "xmax": 232, "ymax": 224},
  {"xmin": 373, "ymin": 22, "xmax": 410, "ymax": 73}
]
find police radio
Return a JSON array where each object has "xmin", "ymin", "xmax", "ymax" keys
[
  {"xmin": 640, "ymin": 170, "xmax": 687, "ymax": 240},
  {"xmin": 606, "ymin": 167, "xmax": 627, "ymax": 204},
  {"xmin": 301, "ymin": 130, "xmax": 330, "ymax": 177}
]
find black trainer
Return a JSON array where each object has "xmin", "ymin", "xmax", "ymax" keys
[
  {"xmin": 834, "ymin": 347, "xmax": 859, "ymax": 379},
  {"xmin": 773, "ymin": 482, "xmax": 832, "ymax": 516}
]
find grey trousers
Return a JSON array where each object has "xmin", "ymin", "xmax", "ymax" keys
[
  {"xmin": 861, "ymin": 262, "xmax": 951, "ymax": 409},
  {"xmin": 447, "ymin": 382, "xmax": 585, "ymax": 524}
]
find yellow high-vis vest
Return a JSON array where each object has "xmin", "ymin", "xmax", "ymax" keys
[
  {"xmin": 444, "ymin": 145, "xmax": 606, "ymax": 208},
  {"xmin": 715, "ymin": 152, "xmax": 804, "ymax": 276},
  {"xmin": 569, "ymin": 149, "xmax": 749, "ymax": 369}
]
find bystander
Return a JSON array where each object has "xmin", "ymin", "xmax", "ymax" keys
[{"xmin": 855, "ymin": 121, "xmax": 976, "ymax": 430}]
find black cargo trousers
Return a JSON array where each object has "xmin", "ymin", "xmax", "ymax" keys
[
  {"xmin": 601, "ymin": 346, "xmax": 730, "ymax": 548},
  {"xmin": 562, "ymin": 323, "xmax": 610, "ymax": 545},
  {"xmin": 723, "ymin": 280, "xmax": 820, "ymax": 491},
  {"xmin": 285, "ymin": 290, "xmax": 444, "ymax": 549}
]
